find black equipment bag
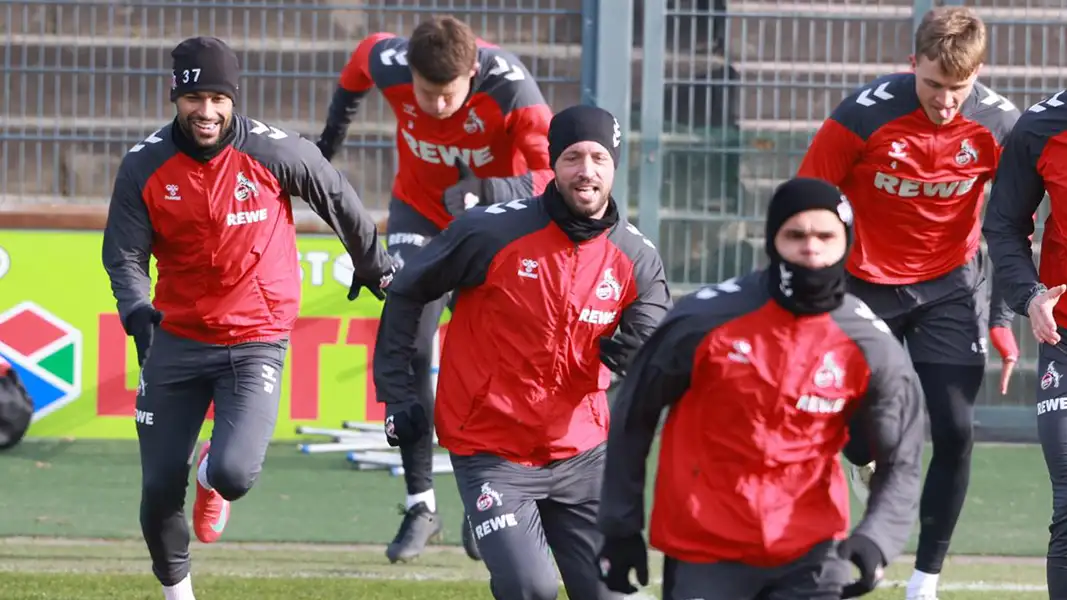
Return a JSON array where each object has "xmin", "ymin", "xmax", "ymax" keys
[{"xmin": 0, "ymin": 365, "xmax": 33, "ymax": 450}]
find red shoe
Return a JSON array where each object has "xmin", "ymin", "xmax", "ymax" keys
[{"xmin": 193, "ymin": 441, "xmax": 230, "ymax": 543}]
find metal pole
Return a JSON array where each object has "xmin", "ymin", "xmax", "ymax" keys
[
  {"xmin": 580, "ymin": 0, "xmax": 598, "ymax": 106},
  {"xmin": 637, "ymin": 0, "xmax": 665, "ymax": 247},
  {"xmin": 593, "ymin": 0, "xmax": 634, "ymax": 220}
]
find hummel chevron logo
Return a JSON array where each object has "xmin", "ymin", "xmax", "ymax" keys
[
  {"xmin": 1029, "ymin": 90, "xmax": 1065, "ymax": 113},
  {"xmin": 980, "ymin": 88, "xmax": 1017, "ymax": 112},
  {"xmin": 855, "ymin": 82, "xmax": 894, "ymax": 107}
]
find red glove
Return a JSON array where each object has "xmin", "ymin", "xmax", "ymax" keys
[{"xmin": 990, "ymin": 326, "xmax": 1019, "ymax": 395}]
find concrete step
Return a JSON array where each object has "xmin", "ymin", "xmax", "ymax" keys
[
  {"xmin": 0, "ymin": 137, "xmax": 398, "ymax": 209},
  {"xmin": 1, "ymin": 39, "xmax": 583, "ymax": 126},
  {"xmin": 0, "ymin": 0, "xmax": 584, "ymax": 47}
]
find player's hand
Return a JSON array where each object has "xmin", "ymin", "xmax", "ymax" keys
[
  {"xmin": 837, "ymin": 534, "xmax": 885, "ymax": 598},
  {"xmin": 383, "ymin": 401, "xmax": 429, "ymax": 448},
  {"xmin": 990, "ymin": 326, "xmax": 1020, "ymax": 394},
  {"xmin": 443, "ymin": 162, "xmax": 487, "ymax": 217},
  {"xmin": 597, "ymin": 534, "xmax": 649, "ymax": 594},
  {"xmin": 348, "ymin": 263, "xmax": 396, "ymax": 302},
  {"xmin": 124, "ymin": 306, "xmax": 163, "ymax": 367},
  {"xmin": 1028, "ymin": 284, "xmax": 1066, "ymax": 346},
  {"xmin": 599, "ymin": 331, "xmax": 643, "ymax": 377}
]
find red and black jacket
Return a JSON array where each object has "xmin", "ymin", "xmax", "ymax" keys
[
  {"xmin": 597, "ymin": 272, "xmax": 925, "ymax": 567},
  {"xmin": 985, "ymin": 90, "xmax": 1067, "ymax": 329},
  {"xmin": 318, "ymin": 33, "xmax": 554, "ymax": 230},
  {"xmin": 372, "ymin": 188, "xmax": 672, "ymax": 465},
  {"xmin": 102, "ymin": 115, "xmax": 390, "ymax": 345}
]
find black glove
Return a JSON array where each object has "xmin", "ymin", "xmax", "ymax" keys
[
  {"xmin": 442, "ymin": 162, "xmax": 489, "ymax": 217},
  {"xmin": 383, "ymin": 401, "xmax": 430, "ymax": 448},
  {"xmin": 599, "ymin": 330, "xmax": 643, "ymax": 377},
  {"xmin": 597, "ymin": 534, "xmax": 649, "ymax": 594},
  {"xmin": 125, "ymin": 306, "xmax": 163, "ymax": 367},
  {"xmin": 348, "ymin": 262, "xmax": 396, "ymax": 302},
  {"xmin": 838, "ymin": 534, "xmax": 885, "ymax": 598}
]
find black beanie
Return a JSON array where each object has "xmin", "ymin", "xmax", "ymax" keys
[
  {"xmin": 170, "ymin": 36, "xmax": 240, "ymax": 102},
  {"xmin": 548, "ymin": 105, "xmax": 622, "ymax": 168},
  {"xmin": 764, "ymin": 177, "xmax": 853, "ymax": 257}
]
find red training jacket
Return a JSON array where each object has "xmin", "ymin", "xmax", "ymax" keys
[
  {"xmin": 373, "ymin": 191, "xmax": 672, "ymax": 465},
  {"xmin": 597, "ymin": 272, "xmax": 925, "ymax": 567},
  {"xmin": 798, "ymin": 72, "xmax": 1019, "ymax": 285},
  {"xmin": 102, "ymin": 115, "xmax": 389, "ymax": 345},
  {"xmin": 318, "ymin": 33, "xmax": 554, "ymax": 230}
]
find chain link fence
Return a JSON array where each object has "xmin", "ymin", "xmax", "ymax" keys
[{"xmin": 0, "ymin": 0, "xmax": 586, "ymax": 212}]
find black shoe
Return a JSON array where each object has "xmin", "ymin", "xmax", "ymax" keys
[
  {"xmin": 385, "ymin": 502, "xmax": 442, "ymax": 564},
  {"xmin": 461, "ymin": 513, "xmax": 482, "ymax": 561}
]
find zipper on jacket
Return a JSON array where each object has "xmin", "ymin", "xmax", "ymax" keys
[{"xmin": 544, "ymin": 243, "xmax": 581, "ymax": 398}]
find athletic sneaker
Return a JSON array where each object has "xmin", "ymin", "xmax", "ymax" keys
[
  {"xmin": 193, "ymin": 441, "xmax": 231, "ymax": 544},
  {"xmin": 461, "ymin": 514, "xmax": 482, "ymax": 561},
  {"xmin": 386, "ymin": 501, "xmax": 441, "ymax": 563},
  {"xmin": 848, "ymin": 460, "xmax": 876, "ymax": 504}
]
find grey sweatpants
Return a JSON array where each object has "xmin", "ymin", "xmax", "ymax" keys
[
  {"xmin": 136, "ymin": 327, "xmax": 287, "ymax": 586},
  {"xmin": 451, "ymin": 443, "xmax": 621, "ymax": 600},
  {"xmin": 662, "ymin": 540, "xmax": 851, "ymax": 600}
]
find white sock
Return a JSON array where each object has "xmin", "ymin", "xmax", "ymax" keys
[
  {"xmin": 197, "ymin": 455, "xmax": 212, "ymax": 491},
  {"xmin": 406, "ymin": 489, "xmax": 436, "ymax": 513},
  {"xmin": 162, "ymin": 574, "xmax": 195, "ymax": 600},
  {"xmin": 906, "ymin": 569, "xmax": 939, "ymax": 597}
]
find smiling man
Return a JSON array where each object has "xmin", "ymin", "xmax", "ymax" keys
[
  {"xmin": 101, "ymin": 36, "xmax": 393, "ymax": 600},
  {"xmin": 315, "ymin": 16, "xmax": 554, "ymax": 564},
  {"xmin": 372, "ymin": 105, "xmax": 671, "ymax": 600},
  {"xmin": 796, "ymin": 7, "xmax": 1020, "ymax": 599}
]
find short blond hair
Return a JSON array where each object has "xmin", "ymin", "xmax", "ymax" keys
[{"xmin": 914, "ymin": 6, "xmax": 987, "ymax": 79}]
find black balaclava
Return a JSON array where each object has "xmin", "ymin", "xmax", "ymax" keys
[
  {"xmin": 543, "ymin": 105, "xmax": 623, "ymax": 242},
  {"xmin": 765, "ymin": 177, "xmax": 854, "ymax": 316},
  {"xmin": 169, "ymin": 36, "xmax": 240, "ymax": 161}
]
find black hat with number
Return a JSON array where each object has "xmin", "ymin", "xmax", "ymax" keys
[{"xmin": 170, "ymin": 36, "xmax": 240, "ymax": 102}]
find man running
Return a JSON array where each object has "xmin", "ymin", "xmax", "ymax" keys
[
  {"xmin": 102, "ymin": 36, "xmax": 393, "ymax": 600},
  {"xmin": 374, "ymin": 105, "xmax": 671, "ymax": 600},
  {"xmin": 597, "ymin": 177, "xmax": 924, "ymax": 600},
  {"xmin": 983, "ymin": 87, "xmax": 1067, "ymax": 599},
  {"xmin": 797, "ymin": 7, "xmax": 1020, "ymax": 598},
  {"xmin": 316, "ymin": 15, "xmax": 553, "ymax": 563}
]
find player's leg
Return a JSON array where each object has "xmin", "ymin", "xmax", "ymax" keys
[
  {"xmin": 761, "ymin": 540, "xmax": 851, "ymax": 600},
  {"xmin": 193, "ymin": 339, "xmax": 287, "ymax": 543},
  {"xmin": 901, "ymin": 276, "xmax": 988, "ymax": 599},
  {"xmin": 1036, "ymin": 338, "xmax": 1067, "ymax": 599},
  {"xmin": 136, "ymin": 329, "xmax": 214, "ymax": 598},
  {"xmin": 382, "ymin": 198, "xmax": 454, "ymax": 561},
  {"xmin": 537, "ymin": 443, "xmax": 621, "ymax": 599},
  {"xmin": 452, "ymin": 452, "xmax": 559, "ymax": 600},
  {"xmin": 661, "ymin": 556, "xmax": 768, "ymax": 600}
]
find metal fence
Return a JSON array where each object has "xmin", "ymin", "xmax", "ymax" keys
[
  {"xmin": 0, "ymin": 0, "xmax": 588, "ymax": 212},
  {"xmin": 4, "ymin": 0, "xmax": 1067, "ymax": 436}
]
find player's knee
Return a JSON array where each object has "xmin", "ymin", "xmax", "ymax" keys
[
  {"xmin": 207, "ymin": 455, "xmax": 260, "ymax": 501},
  {"xmin": 490, "ymin": 569, "xmax": 559, "ymax": 600},
  {"xmin": 930, "ymin": 411, "xmax": 974, "ymax": 459}
]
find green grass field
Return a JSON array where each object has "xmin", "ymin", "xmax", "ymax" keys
[{"xmin": 0, "ymin": 438, "xmax": 1056, "ymax": 599}]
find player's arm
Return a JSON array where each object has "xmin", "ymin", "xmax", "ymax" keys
[
  {"xmin": 796, "ymin": 98, "xmax": 867, "ymax": 185},
  {"xmin": 597, "ymin": 300, "xmax": 706, "ymax": 540},
  {"xmin": 373, "ymin": 214, "xmax": 497, "ymax": 405},
  {"xmin": 982, "ymin": 119, "xmax": 1049, "ymax": 316},
  {"xmin": 316, "ymin": 33, "xmax": 393, "ymax": 161},
  {"xmin": 851, "ymin": 341, "xmax": 926, "ymax": 565},
  {"xmin": 266, "ymin": 133, "xmax": 391, "ymax": 281},
  {"xmin": 483, "ymin": 100, "xmax": 554, "ymax": 202},
  {"xmin": 601, "ymin": 241, "xmax": 672, "ymax": 376},
  {"xmin": 101, "ymin": 157, "xmax": 155, "ymax": 328}
]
